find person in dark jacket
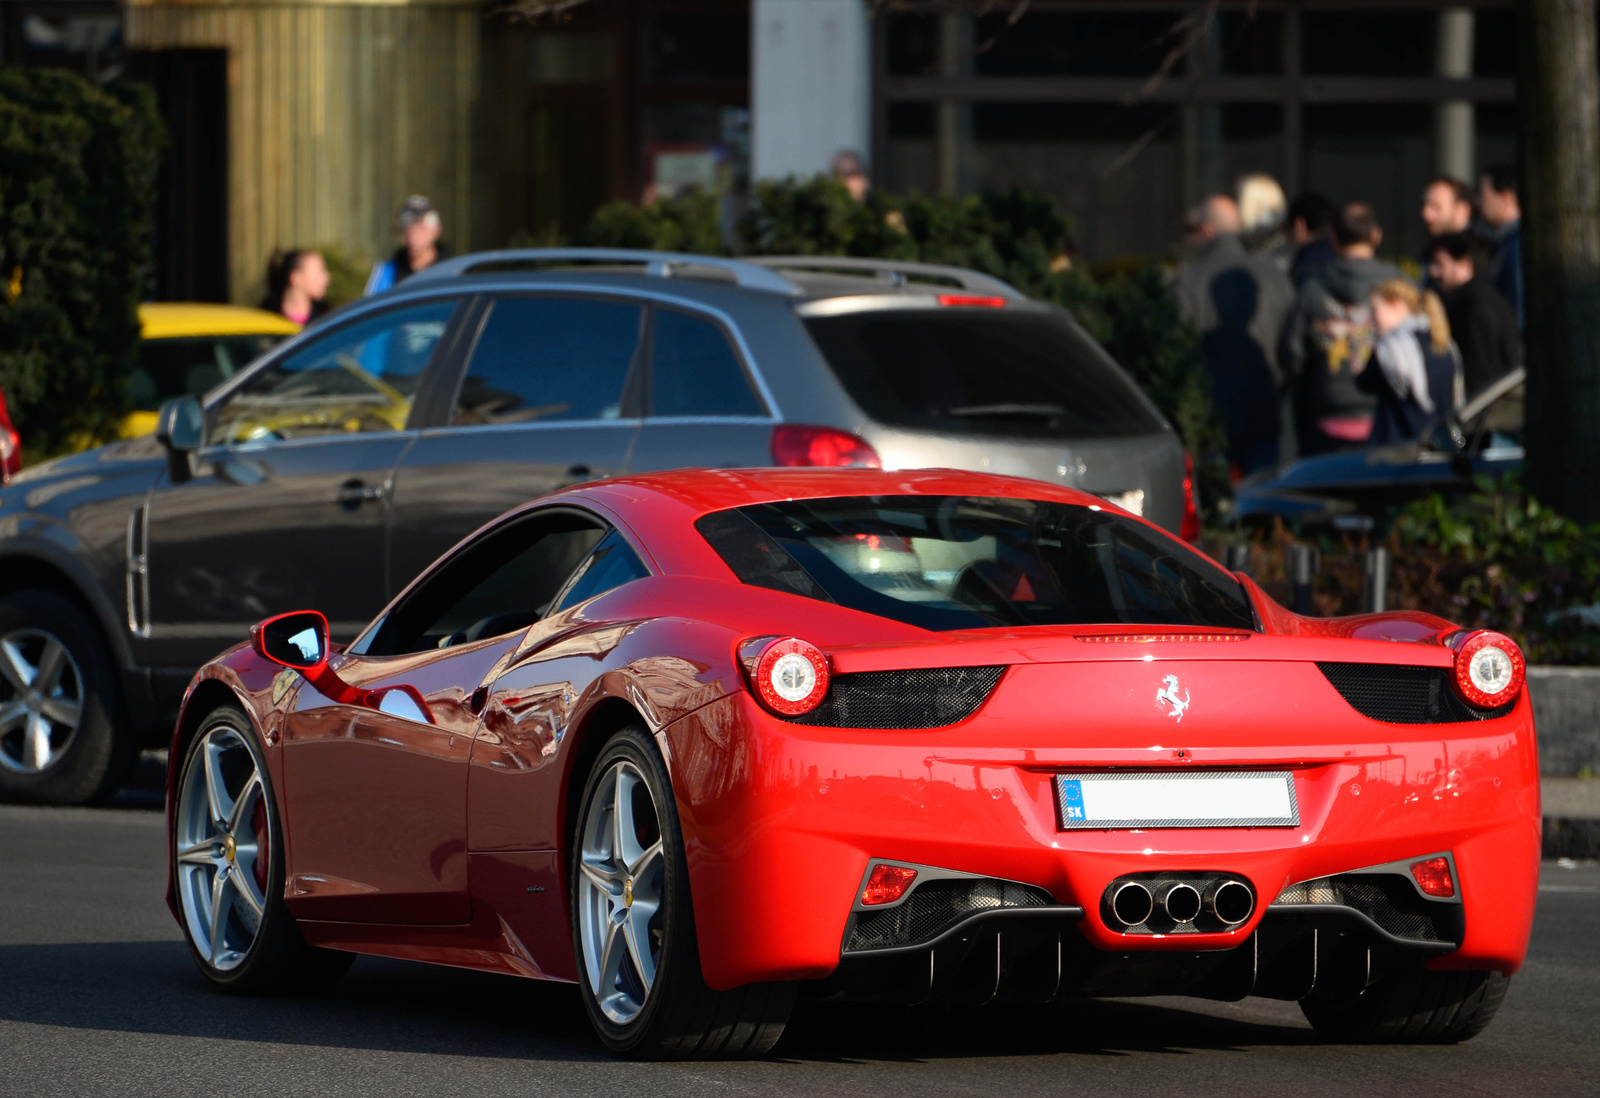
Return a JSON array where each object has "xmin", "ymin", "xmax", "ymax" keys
[
  {"xmin": 1427, "ymin": 232, "xmax": 1521, "ymax": 399},
  {"xmin": 1286, "ymin": 191, "xmax": 1338, "ymax": 290},
  {"xmin": 1174, "ymin": 195, "xmax": 1297, "ymax": 475},
  {"xmin": 1478, "ymin": 165, "xmax": 1523, "ymax": 327},
  {"xmin": 1358, "ymin": 279, "xmax": 1462, "ymax": 446},
  {"xmin": 1279, "ymin": 202, "xmax": 1408, "ymax": 455}
]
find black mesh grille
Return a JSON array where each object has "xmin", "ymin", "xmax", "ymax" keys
[
  {"xmin": 844, "ymin": 877, "xmax": 1054, "ymax": 953},
  {"xmin": 786, "ymin": 666, "xmax": 1005, "ymax": 729},
  {"xmin": 1274, "ymin": 874, "xmax": 1457, "ymax": 943},
  {"xmin": 1317, "ymin": 663, "xmax": 1513, "ymax": 724}
]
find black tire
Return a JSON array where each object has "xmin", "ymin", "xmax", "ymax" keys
[
  {"xmin": 174, "ymin": 705, "xmax": 353, "ymax": 994},
  {"xmin": 0, "ymin": 589, "xmax": 134, "ymax": 805},
  {"xmin": 570, "ymin": 724, "xmax": 795, "ymax": 1060},
  {"xmin": 1300, "ymin": 966, "xmax": 1510, "ymax": 1043}
]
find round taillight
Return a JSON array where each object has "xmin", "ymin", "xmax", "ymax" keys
[
  {"xmin": 1453, "ymin": 630, "xmax": 1525, "ymax": 707},
  {"xmin": 752, "ymin": 637, "xmax": 831, "ymax": 716}
]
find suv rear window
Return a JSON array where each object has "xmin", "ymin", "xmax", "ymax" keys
[
  {"xmin": 802, "ymin": 308, "xmax": 1163, "ymax": 440},
  {"xmin": 696, "ymin": 495, "xmax": 1253, "ymax": 632}
]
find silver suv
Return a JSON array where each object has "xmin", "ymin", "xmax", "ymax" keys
[{"xmin": 0, "ymin": 247, "xmax": 1188, "ymax": 804}]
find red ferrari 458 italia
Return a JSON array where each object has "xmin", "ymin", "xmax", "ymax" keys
[{"xmin": 164, "ymin": 468, "xmax": 1538, "ymax": 1058}]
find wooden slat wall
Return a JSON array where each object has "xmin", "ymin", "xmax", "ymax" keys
[{"xmin": 126, "ymin": 0, "xmax": 483, "ymax": 305}]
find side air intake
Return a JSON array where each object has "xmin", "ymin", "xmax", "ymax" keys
[
  {"xmin": 783, "ymin": 666, "xmax": 1005, "ymax": 729},
  {"xmin": 1317, "ymin": 662, "xmax": 1513, "ymax": 724}
]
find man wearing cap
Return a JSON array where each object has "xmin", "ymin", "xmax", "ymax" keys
[{"xmin": 365, "ymin": 195, "xmax": 453, "ymax": 295}]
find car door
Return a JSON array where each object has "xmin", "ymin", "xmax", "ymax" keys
[
  {"xmin": 624, "ymin": 305, "xmax": 777, "ymax": 473},
  {"xmin": 386, "ymin": 293, "xmax": 646, "ymax": 591},
  {"xmin": 281, "ymin": 507, "xmax": 611, "ymax": 924},
  {"xmin": 137, "ymin": 298, "xmax": 463, "ymax": 671}
]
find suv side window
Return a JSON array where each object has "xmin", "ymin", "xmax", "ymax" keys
[
  {"xmin": 209, "ymin": 299, "xmax": 457, "ymax": 446},
  {"xmin": 649, "ymin": 309, "xmax": 766, "ymax": 418},
  {"xmin": 361, "ymin": 510, "xmax": 608, "ymax": 655},
  {"xmin": 453, "ymin": 296, "xmax": 644, "ymax": 426}
]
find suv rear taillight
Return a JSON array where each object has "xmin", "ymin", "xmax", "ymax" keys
[
  {"xmin": 770, "ymin": 424, "xmax": 881, "ymax": 469},
  {"xmin": 1451, "ymin": 630, "xmax": 1525, "ymax": 707},
  {"xmin": 1180, "ymin": 452, "xmax": 1201, "ymax": 543}
]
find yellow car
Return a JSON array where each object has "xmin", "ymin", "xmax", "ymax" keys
[{"xmin": 121, "ymin": 304, "xmax": 302, "ymax": 438}]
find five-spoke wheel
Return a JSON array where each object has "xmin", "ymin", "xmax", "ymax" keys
[
  {"xmin": 175, "ymin": 722, "xmax": 271, "ymax": 972},
  {"xmin": 577, "ymin": 758, "xmax": 666, "ymax": 1025},
  {"xmin": 173, "ymin": 705, "xmax": 352, "ymax": 992},
  {"xmin": 0, "ymin": 627, "xmax": 84, "ymax": 775},
  {"xmin": 570, "ymin": 725, "xmax": 794, "ymax": 1059}
]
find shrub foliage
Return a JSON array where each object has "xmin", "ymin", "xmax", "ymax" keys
[{"xmin": 0, "ymin": 67, "xmax": 163, "ymax": 456}]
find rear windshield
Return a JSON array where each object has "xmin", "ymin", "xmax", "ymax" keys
[
  {"xmin": 802, "ymin": 308, "xmax": 1163, "ymax": 440},
  {"xmin": 696, "ymin": 495, "xmax": 1254, "ymax": 632}
]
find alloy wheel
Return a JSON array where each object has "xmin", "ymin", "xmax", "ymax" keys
[
  {"xmin": 577, "ymin": 759, "xmax": 666, "ymax": 1025},
  {"xmin": 0, "ymin": 628, "xmax": 84, "ymax": 774},
  {"xmin": 175, "ymin": 725, "xmax": 271, "ymax": 972}
]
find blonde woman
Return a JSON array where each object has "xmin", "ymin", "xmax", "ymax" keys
[{"xmin": 1358, "ymin": 279, "xmax": 1464, "ymax": 445}]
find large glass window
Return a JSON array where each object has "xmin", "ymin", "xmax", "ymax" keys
[
  {"xmin": 209, "ymin": 300, "xmax": 456, "ymax": 445},
  {"xmin": 453, "ymin": 296, "xmax": 644, "ymax": 426},
  {"xmin": 649, "ymin": 309, "xmax": 765, "ymax": 417},
  {"xmin": 130, "ymin": 335, "xmax": 286, "ymax": 412},
  {"xmin": 362, "ymin": 512, "xmax": 609, "ymax": 655},
  {"xmin": 698, "ymin": 495, "xmax": 1254, "ymax": 633},
  {"xmin": 803, "ymin": 308, "xmax": 1163, "ymax": 440}
]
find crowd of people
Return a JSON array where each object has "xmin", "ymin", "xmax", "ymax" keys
[{"xmin": 1176, "ymin": 168, "xmax": 1524, "ymax": 477}]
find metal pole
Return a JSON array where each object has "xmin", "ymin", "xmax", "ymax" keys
[
  {"xmin": 1363, "ymin": 547, "xmax": 1392, "ymax": 614},
  {"xmin": 1288, "ymin": 543, "xmax": 1319, "ymax": 615}
]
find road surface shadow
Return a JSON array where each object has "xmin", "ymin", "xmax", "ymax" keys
[{"xmin": 0, "ymin": 938, "xmax": 1320, "ymax": 1062}]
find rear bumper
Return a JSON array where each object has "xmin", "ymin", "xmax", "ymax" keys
[{"xmin": 661, "ymin": 690, "xmax": 1540, "ymax": 990}]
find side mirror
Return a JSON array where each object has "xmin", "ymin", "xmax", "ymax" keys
[
  {"xmin": 155, "ymin": 397, "xmax": 204, "ymax": 484},
  {"xmin": 249, "ymin": 610, "xmax": 433, "ymax": 723},
  {"xmin": 252, "ymin": 610, "xmax": 329, "ymax": 671}
]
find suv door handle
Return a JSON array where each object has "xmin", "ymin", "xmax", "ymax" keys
[{"xmin": 336, "ymin": 478, "xmax": 385, "ymax": 510}]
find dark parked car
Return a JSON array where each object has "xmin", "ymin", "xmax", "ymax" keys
[
  {"xmin": 1232, "ymin": 368, "xmax": 1525, "ymax": 532},
  {"xmin": 0, "ymin": 248, "xmax": 1189, "ymax": 804}
]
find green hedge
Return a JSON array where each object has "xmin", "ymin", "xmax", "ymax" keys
[
  {"xmin": 580, "ymin": 179, "xmax": 1229, "ymax": 513},
  {"xmin": 0, "ymin": 66, "xmax": 163, "ymax": 457}
]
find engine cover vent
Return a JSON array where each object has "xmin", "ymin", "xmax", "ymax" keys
[{"xmin": 1317, "ymin": 662, "xmax": 1513, "ymax": 724}]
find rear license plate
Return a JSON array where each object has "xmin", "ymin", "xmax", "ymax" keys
[{"xmin": 1054, "ymin": 771, "xmax": 1299, "ymax": 829}]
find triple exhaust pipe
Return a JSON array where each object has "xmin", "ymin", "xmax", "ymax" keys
[{"xmin": 1107, "ymin": 877, "xmax": 1255, "ymax": 930}]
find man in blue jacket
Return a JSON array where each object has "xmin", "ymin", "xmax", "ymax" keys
[
  {"xmin": 365, "ymin": 195, "xmax": 452, "ymax": 295},
  {"xmin": 1477, "ymin": 166, "xmax": 1522, "ymax": 328}
]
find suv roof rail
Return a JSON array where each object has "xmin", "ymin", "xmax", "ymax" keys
[
  {"xmin": 744, "ymin": 256, "xmax": 1024, "ymax": 299},
  {"xmin": 405, "ymin": 248, "xmax": 802, "ymax": 295}
]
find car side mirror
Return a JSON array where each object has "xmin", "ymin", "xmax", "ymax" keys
[
  {"xmin": 155, "ymin": 396, "xmax": 204, "ymax": 483},
  {"xmin": 250, "ymin": 610, "xmax": 434, "ymax": 723},
  {"xmin": 252, "ymin": 610, "xmax": 329, "ymax": 670}
]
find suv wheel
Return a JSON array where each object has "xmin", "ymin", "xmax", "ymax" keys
[{"xmin": 0, "ymin": 590, "xmax": 133, "ymax": 805}]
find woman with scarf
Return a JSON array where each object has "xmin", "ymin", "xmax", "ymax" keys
[{"xmin": 1358, "ymin": 279, "xmax": 1463, "ymax": 446}]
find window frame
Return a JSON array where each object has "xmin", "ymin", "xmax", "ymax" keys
[
  {"xmin": 197, "ymin": 292, "xmax": 473, "ymax": 453},
  {"xmin": 424, "ymin": 285, "xmax": 784, "ymax": 435},
  {"xmin": 642, "ymin": 304, "xmax": 773, "ymax": 423},
  {"xmin": 347, "ymin": 502, "xmax": 656, "ymax": 657}
]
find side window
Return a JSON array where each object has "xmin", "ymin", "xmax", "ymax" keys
[
  {"xmin": 363, "ymin": 512, "xmax": 607, "ymax": 655},
  {"xmin": 209, "ymin": 300, "xmax": 456, "ymax": 446},
  {"xmin": 552, "ymin": 529, "xmax": 650, "ymax": 613},
  {"xmin": 649, "ymin": 309, "xmax": 766, "ymax": 418},
  {"xmin": 453, "ymin": 296, "xmax": 644, "ymax": 426},
  {"xmin": 131, "ymin": 335, "xmax": 286, "ymax": 412}
]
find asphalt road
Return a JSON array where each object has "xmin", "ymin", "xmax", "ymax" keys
[{"xmin": 1, "ymin": 759, "xmax": 1596, "ymax": 1098}]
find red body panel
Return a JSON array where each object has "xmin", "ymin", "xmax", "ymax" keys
[{"xmin": 165, "ymin": 468, "xmax": 1541, "ymax": 994}]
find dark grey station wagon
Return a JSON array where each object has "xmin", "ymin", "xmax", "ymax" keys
[{"xmin": 0, "ymin": 248, "xmax": 1187, "ymax": 803}]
